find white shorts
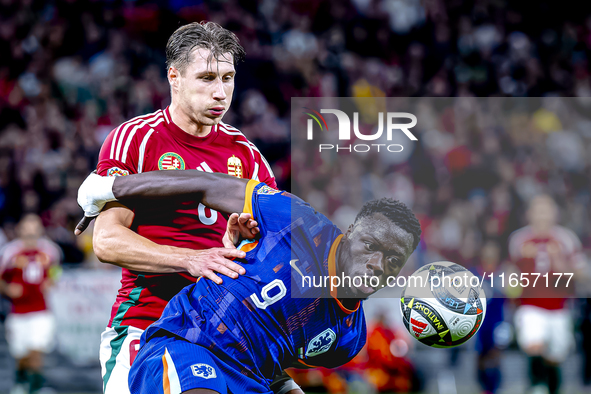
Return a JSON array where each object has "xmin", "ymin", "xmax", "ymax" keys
[
  {"xmin": 99, "ymin": 326, "xmax": 144, "ymax": 394},
  {"xmin": 514, "ymin": 305, "xmax": 573, "ymax": 363},
  {"xmin": 5, "ymin": 310, "xmax": 56, "ymax": 358}
]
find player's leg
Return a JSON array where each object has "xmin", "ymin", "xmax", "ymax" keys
[
  {"xmin": 274, "ymin": 390, "xmax": 303, "ymax": 394},
  {"xmin": 514, "ymin": 305, "xmax": 548, "ymax": 390},
  {"xmin": 544, "ymin": 308, "xmax": 574, "ymax": 394},
  {"xmin": 26, "ymin": 350, "xmax": 45, "ymax": 393},
  {"xmin": 99, "ymin": 325, "xmax": 144, "ymax": 394},
  {"xmin": 27, "ymin": 310, "xmax": 55, "ymax": 393},
  {"xmin": 5, "ymin": 313, "xmax": 31, "ymax": 394},
  {"xmin": 10, "ymin": 358, "xmax": 28, "ymax": 394},
  {"xmin": 269, "ymin": 371, "xmax": 303, "ymax": 394},
  {"xmin": 515, "ymin": 306, "xmax": 546, "ymax": 355}
]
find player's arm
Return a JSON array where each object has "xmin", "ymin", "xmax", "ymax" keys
[
  {"xmin": 0, "ymin": 271, "xmax": 22, "ymax": 299},
  {"xmin": 76, "ymin": 170, "xmax": 251, "ymax": 234},
  {"xmin": 92, "ymin": 202, "xmax": 246, "ymax": 283},
  {"xmin": 81, "ymin": 171, "xmax": 252, "ymax": 282},
  {"xmin": 0, "ymin": 282, "xmax": 23, "ymax": 299},
  {"xmin": 113, "ymin": 170, "xmax": 249, "ymax": 214}
]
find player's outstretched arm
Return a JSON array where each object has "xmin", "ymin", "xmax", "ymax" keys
[
  {"xmin": 113, "ymin": 170, "xmax": 248, "ymax": 213},
  {"xmin": 75, "ymin": 171, "xmax": 250, "ymax": 235}
]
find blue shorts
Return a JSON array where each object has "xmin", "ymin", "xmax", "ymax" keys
[{"xmin": 128, "ymin": 334, "xmax": 272, "ymax": 394}]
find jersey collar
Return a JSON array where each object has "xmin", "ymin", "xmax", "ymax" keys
[
  {"xmin": 328, "ymin": 234, "xmax": 361, "ymax": 314},
  {"xmin": 163, "ymin": 106, "xmax": 219, "ymax": 146}
]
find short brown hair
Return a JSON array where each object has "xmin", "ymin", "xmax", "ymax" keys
[{"xmin": 165, "ymin": 21, "xmax": 246, "ymax": 74}]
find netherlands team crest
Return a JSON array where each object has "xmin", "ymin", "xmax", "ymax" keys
[
  {"xmin": 158, "ymin": 152, "xmax": 185, "ymax": 170},
  {"xmin": 190, "ymin": 363, "xmax": 217, "ymax": 379},
  {"xmin": 227, "ymin": 155, "xmax": 243, "ymax": 178},
  {"xmin": 305, "ymin": 328, "xmax": 336, "ymax": 357}
]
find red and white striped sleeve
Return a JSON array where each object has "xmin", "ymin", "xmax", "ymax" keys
[
  {"xmin": 219, "ymin": 122, "xmax": 277, "ymax": 189},
  {"xmin": 508, "ymin": 226, "xmax": 529, "ymax": 262},
  {"xmin": 0, "ymin": 240, "xmax": 22, "ymax": 274},
  {"xmin": 97, "ymin": 110, "xmax": 163, "ymax": 177},
  {"xmin": 38, "ymin": 238, "xmax": 63, "ymax": 265},
  {"xmin": 555, "ymin": 226, "xmax": 586, "ymax": 271}
]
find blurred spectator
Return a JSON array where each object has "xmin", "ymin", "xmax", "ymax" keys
[
  {"xmin": 474, "ymin": 241, "xmax": 510, "ymax": 394},
  {"xmin": 0, "ymin": 214, "xmax": 61, "ymax": 394},
  {"xmin": 364, "ymin": 312, "xmax": 420, "ymax": 392}
]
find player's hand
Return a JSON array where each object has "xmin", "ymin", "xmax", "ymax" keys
[
  {"xmin": 222, "ymin": 213, "xmax": 260, "ymax": 248},
  {"xmin": 75, "ymin": 216, "xmax": 96, "ymax": 236},
  {"xmin": 75, "ymin": 172, "xmax": 117, "ymax": 235},
  {"xmin": 4, "ymin": 283, "xmax": 23, "ymax": 299},
  {"xmin": 185, "ymin": 248, "xmax": 247, "ymax": 284}
]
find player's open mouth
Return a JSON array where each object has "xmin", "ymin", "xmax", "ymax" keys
[{"xmin": 208, "ymin": 107, "xmax": 225, "ymax": 116}]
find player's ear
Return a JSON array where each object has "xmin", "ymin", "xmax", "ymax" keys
[
  {"xmin": 168, "ymin": 66, "xmax": 180, "ymax": 90},
  {"xmin": 345, "ymin": 224, "xmax": 354, "ymax": 237}
]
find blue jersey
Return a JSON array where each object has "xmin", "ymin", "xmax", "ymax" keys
[{"xmin": 140, "ymin": 181, "xmax": 366, "ymax": 388}]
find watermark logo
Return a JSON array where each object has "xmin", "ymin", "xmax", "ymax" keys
[
  {"xmin": 303, "ymin": 108, "xmax": 418, "ymax": 153},
  {"xmin": 303, "ymin": 108, "xmax": 329, "ymax": 135}
]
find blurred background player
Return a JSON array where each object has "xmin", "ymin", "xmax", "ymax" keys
[
  {"xmin": 88, "ymin": 22, "xmax": 286, "ymax": 394},
  {"xmin": 509, "ymin": 195, "xmax": 587, "ymax": 394},
  {"xmin": 0, "ymin": 214, "xmax": 61, "ymax": 394}
]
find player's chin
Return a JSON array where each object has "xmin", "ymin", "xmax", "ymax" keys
[
  {"xmin": 351, "ymin": 284, "xmax": 378, "ymax": 298},
  {"xmin": 200, "ymin": 114, "xmax": 224, "ymax": 124}
]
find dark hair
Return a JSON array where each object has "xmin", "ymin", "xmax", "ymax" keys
[
  {"xmin": 165, "ymin": 21, "xmax": 246, "ymax": 74},
  {"xmin": 354, "ymin": 198, "xmax": 422, "ymax": 251}
]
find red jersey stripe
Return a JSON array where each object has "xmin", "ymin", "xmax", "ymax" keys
[
  {"xmin": 109, "ymin": 111, "xmax": 159, "ymax": 160},
  {"xmin": 122, "ymin": 114, "xmax": 164, "ymax": 163}
]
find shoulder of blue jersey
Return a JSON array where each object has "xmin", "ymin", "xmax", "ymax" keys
[{"xmin": 257, "ymin": 185, "xmax": 282, "ymax": 195}]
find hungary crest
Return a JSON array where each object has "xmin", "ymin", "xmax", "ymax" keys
[
  {"xmin": 227, "ymin": 155, "xmax": 243, "ymax": 178},
  {"xmin": 158, "ymin": 152, "xmax": 185, "ymax": 170}
]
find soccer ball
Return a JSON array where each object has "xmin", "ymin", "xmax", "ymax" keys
[{"xmin": 400, "ymin": 261, "xmax": 486, "ymax": 348}]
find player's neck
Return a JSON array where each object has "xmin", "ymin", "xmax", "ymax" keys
[
  {"xmin": 531, "ymin": 224, "xmax": 552, "ymax": 237},
  {"xmin": 169, "ymin": 104, "xmax": 213, "ymax": 138},
  {"xmin": 339, "ymin": 297, "xmax": 360, "ymax": 310},
  {"xmin": 22, "ymin": 238, "xmax": 38, "ymax": 250}
]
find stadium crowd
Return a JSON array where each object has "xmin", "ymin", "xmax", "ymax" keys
[{"xmin": 1, "ymin": 0, "xmax": 591, "ymax": 392}]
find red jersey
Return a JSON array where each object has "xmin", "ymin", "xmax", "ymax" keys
[
  {"xmin": 0, "ymin": 239, "xmax": 61, "ymax": 314},
  {"xmin": 96, "ymin": 107, "xmax": 277, "ymax": 330},
  {"xmin": 508, "ymin": 225, "xmax": 585, "ymax": 310}
]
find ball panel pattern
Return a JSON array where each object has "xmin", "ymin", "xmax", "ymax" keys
[{"xmin": 399, "ymin": 261, "xmax": 487, "ymax": 348}]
